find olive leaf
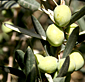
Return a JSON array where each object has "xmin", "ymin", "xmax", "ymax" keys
[
  {"xmin": 15, "ymin": 50, "xmax": 25, "ymax": 70},
  {"xmin": 62, "ymin": 26, "xmax": 79, "ymax": 58},
  {"xmin": 57, "ymin": 56, "xmax": 70, "ymax": 77},
  {"xmin": 4, "ymin": 23, "xmax": 42, "ymax": 39},
  {"xmin": 68, "ymin": 5, "xmax": 85, "ymax": 26},
  {"xmin": 31, "ymin": 15, "xmax": 46, "ymax": 40},
  {"xmin": 0, "ymin": 66, "xmax": 26, "ymax": 78},
  {"xmin": 0, "ymin": 1, "xmax": 20, "ymax": 9},
  {"xmin": 77, "ymin": 17, "xmax": 85, "ymax": 31},
  {"xmin": 24, "ymin": 46, "xmax": 38, "ymax": 82},
  {"xmin": 18, "ymin": 0, "xmax": 40, "ymax": 11}
]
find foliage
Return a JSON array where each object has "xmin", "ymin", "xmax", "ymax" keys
[{"xmin": 0, "ymin": 0, "xmax": 85, "ymax": 82}]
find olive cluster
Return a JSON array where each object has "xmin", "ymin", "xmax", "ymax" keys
[
  {"xmin": 35, "ymin": 50, "xmax": 84, "ymax": 74},
  {"xmin": 46, "ymin": 5, "xmax": 72, "ymax": 47}
]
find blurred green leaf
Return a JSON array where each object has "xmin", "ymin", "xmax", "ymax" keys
[
  {"xmin": 0, "ymin": 66, "xmax": 26, "ymax": 78},
  {"xmin": 15, "ymin": 50, "xmax": 25, "ymax": 70},
  {"xmin": 18, "ymin": 0, "xmax": 40, "ymax": 11},
  {"xmin": 62, "ymin": 26, "xmax": 79, "ymax": 58},
  {"xmin": 57, "ymin": 56, "xmax": 70, "ymax": 77},
  {"xmin": 4, "ymin": 23, "xmax": 42, "ymax": 39},
  {"xmin": 68, "ymin": 5, "xmax": 85, "ymax": 26},
  {"xmin": 77, "ymin": 17, "xmax": 85, "ymax": 31},
  {"xmin": 31, "ymin": 15, "xmax": 46, "ymax": 40},
  {"xmin": 0, "ymin": 1, "xmax": 20, "ymax": 9},
  {"xmin": 24, "ymin": 46, "xmax": 37, "ymax": 82},
  {"xmin": 53, "ymin": 77, "xmax": 65, "ymax": 82}
]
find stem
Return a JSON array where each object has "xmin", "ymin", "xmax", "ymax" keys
[{"xmin": 52, "ymin": 0, "xmax": 58, "ymax": 6}]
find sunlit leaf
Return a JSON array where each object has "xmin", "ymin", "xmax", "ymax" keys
[{"xmin": 4, "ymin": 23, "xmax": 42, "ymax": 39}]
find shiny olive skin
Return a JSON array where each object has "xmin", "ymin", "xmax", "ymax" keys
[
  {"xmin": 46, "ymin": 24, "xmax": 64, "ymax": 47},
  {"xmin": 34, "ymin": 53, "xmax": 44, "ymax": 64},
  {"xmin": 70, "ymin": 50, "xmax": 84, "ymax": 70},
  {"xmin": 54, "ymin": 5, "xmax": 71, "ymax": 27},
  {"xmin": 1, "ymin": 21, "xmax": 13, "ymax": 33},
  {"xmin": 38, "ymin": 56, "xmax": 58, "ymax": 73}
]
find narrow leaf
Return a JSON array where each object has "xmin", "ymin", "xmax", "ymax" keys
[
  {"xmin": 57, "ymin": 56, "xmax": 70, "ymax": 77},
  {"xmin": 62, "ymin": 26, "xmax": 79, "ymax": 58},
  {"xmin": 77, "ymin": 17, "xmax": 85, "ymax": 31},
  {"xmin": 15, "ymin": 50, "xmax": 25, "ymax": 70},
  {"xmin": 0, "ymin": 66, "xmax": 26, "ymax": 78},
  {"xmin": 0, "ymin": 1, "xmax": 20, "ymax": 9},
  {"xmin": 24, "ymin": 46, "xmax": 37, "ymax": 82},
  {"xmin": 18, "ymin": 0, "xmax": 40, "ymax": 11},
  {"xmin": 31, "ymin": 15, "xmax": 46, "ymax": 40},
  {"xmin": 4, "ymin": 23, "xmax": 42, "ymax": 39},
  {"xmin": 68, "ymin": 5, "xmax": 85, "ymax": 26}
]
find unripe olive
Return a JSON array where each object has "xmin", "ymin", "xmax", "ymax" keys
[
  {"xmin": 65, "ymin": 23, "xmax": 78, "ymax": 39},
  {"xmin": 46, "ymin": 24, "xmax": 64, "ymax": 47},
  {"xmin": 38, "ymin": 56, "xmax": 58, "ymax": 73},
  {"xmin": 58, "ymin": 58, "xmax": 75, "ymax": 73},
  {"xmin": 34, "ymin": 53, "xmax": 44, "ymax": 64},
  {"xmin": 54, "ymin": 5, "xmax": 71, "ymax": 27},
  {"xmin": 1, "ymin": 21, "xmax": 13, "ymax": 33},
  {"xmin": 70, "ymin": 51, "xmax": 84, "ymax": 70}
]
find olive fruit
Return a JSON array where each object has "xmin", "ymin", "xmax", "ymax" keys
[
  {"xmin": 70, "ymin": 51, "xmax": 84, "ymax": 70},
  {"xmin": 58, "ymin": 58, "xmax": 75, "ymax": 73},
  {"xmin": 38, "ymin": 56, "xmax": 58, "ymax": 73},
  {"xmin": 46, "ymin": 24, "xmax": 64, "ymax": 47},
  {"xmin": 65, "ymin": 23, "xmax": 78, "ymax": 39},
  {"xmin": 34, "ymin": 53, "xmax": 44, "ymax": 64},
  {"xmin": 54, "ymin": 5, "xmax": 71, "ymax": 27},
  {"xmin": 1, "ymin": 21, "xmax": 13, "ymax": 33}
]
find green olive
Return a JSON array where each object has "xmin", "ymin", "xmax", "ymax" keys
[
  {"xmin": 54, "ymin": 5, "xmax": 71, "ymax": 27},
  {"xmin": 65, "ymin": 23, "xmax": 78, "ymax": 39},
  {"xmin": 46, "ymin": 24, "xmax": 64, "ymax": 47},
  {"xmin": 1, "ymin": 21, "xmax": 13, "ymax": 33},
  {"xmin": 58, "ymin": 58, "xmax": 75, "ymax": 73},
  {"xmin": 38, "ymin": 56, "xmax": 58, "ymax": 73},
  {"xmin": 70, "ymin": 50, "xmax": 84, "ymax": 70},
  {"xmin": 34, "ymin": 53, "xmax": 44, "ymax": 64}
]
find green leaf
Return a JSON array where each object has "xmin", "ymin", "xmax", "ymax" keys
[
  {"xmin": 57, "ymin": 56, "xmax": 70, "ymax": 77},
  {"xmin": 18, "ymin": 0, "xmax": 40, "ymax": 11},
  {"xmin": 15, "ymin": 50, "xmax": 25, "ymax": 70},
  {"xmin": 68, "ymin": 5, "xmax": 85, "ymax": 26},
  {"xmin": 31, "ymin": 15, "xmax": 46, "ymax": 40},
  {"xmin": 53, "ymin": 77, "xmax": 65, "ymax": 82},
  {"xmin": 0, "ymin": 66, "xmax": 26, "ymax": 78},
  {"xmin": 24, "ymin": 46, "xmax": 37, "ymax": 82},
  {"xmin": 4, "ymin": 23, "xmax": 42, "ymax": 39},
  {"xmin": 62, "ymin": 26, "xmax": 79, "ymax": 58},
  {"xmin": 0, "ymin": 1, "xmax": 20, "ymax": 9},
  {"xmin": 77, "ymin": 17, "xmax": 85, "ymax": 31}
]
